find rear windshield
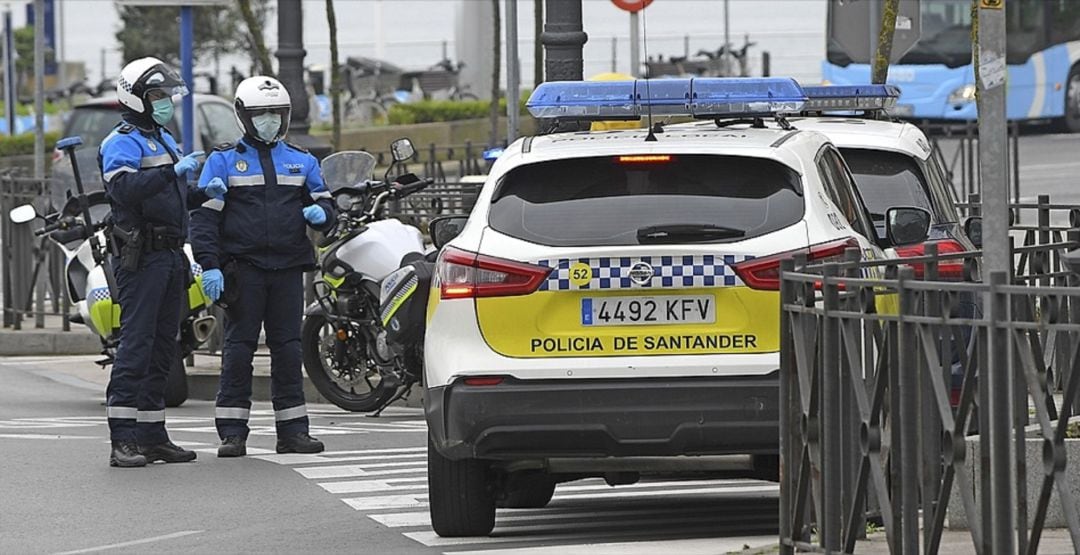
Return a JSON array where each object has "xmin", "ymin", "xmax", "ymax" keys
[
  {"xmin": 489, "ymin": 154, "xmax": 805, "ymax": 247},
  {"xmin": 66, "ymin": 108, "xmax": 120, "ymax": 148},
  {"xmin": 840, "ymin": 148, "xmax": 950, "ymax": 225}
]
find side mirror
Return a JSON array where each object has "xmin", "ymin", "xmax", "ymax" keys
[
  {"xmin": 390, "ymin": 138, "xmax": 416, "ymax": 163},
  {"xmin": 9, "ymin": 204, "xmax": 37, "ymax": 224},
  {"xmin": 886, "ymin": 206, "xmax": 932, "ymax": 247},
  {"xmin": 963, "ymin": 216, "xmax": 983, "ymax": 249},
  {"xmin": 428, "ymin": 215, "xmax": 468, "ymax": 250}
]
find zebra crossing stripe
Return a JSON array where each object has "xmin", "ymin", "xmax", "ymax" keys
[{"xmin": 295, "ymin": 461, "xmax": 425, "ymax": 479}]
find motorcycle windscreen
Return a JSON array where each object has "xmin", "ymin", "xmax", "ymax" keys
[{"xmin": 321, "ymin": 151, "xmax": 377, "ymax": 192}]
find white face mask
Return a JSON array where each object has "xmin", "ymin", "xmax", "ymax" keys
[{"xmin": 252, "ymin": 113, "xmax": 282, "ymax": 143}]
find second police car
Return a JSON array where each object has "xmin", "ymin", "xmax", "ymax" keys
[{"xmin": 422, "ymin": 78, "xmax": 935, "ymax": 536}]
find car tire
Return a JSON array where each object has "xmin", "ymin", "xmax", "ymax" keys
[
  {"xmin": 498, "ymin": 475, "xmax": 556, "ymax": 509},
  {"xmin": 1063, "ymin": 65, "xmax": 1080, "ymax": 133},
  {"xmin": 427, "ymin": 435, "xmax": 496, "ymax": 537},
  {"xmin": 164, "ymin": 356, "xmax": 188, "ymax": 408}
]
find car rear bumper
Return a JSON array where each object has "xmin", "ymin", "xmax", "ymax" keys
[{"xmin": 425, "ymin": 373, "xmax": 779, "ymax": 461}]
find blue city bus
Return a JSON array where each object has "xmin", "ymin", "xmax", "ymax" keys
[{"xmin": 823, "ymin": 0, "xmax": 1080, "ymax": 131}]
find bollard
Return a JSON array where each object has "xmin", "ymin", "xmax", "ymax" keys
[{"xmin": 897, "ymin": 266, "xmax": 920, "ymax": 554}]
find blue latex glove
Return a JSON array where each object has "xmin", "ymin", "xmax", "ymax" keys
[
  {"xmin": 202, "ymin": 268, "xmax": 224, "ymax": 302},
  {"xmin": 201, "ymin": 176, "xmax": 227, "ymax": 199},
  {"xmin": 303, "ymin": 205, "xmax": 326, "ymax": 225},
  {"xmin": 173, "ymin": 151, "xmax": 205, "ymax": 177}
]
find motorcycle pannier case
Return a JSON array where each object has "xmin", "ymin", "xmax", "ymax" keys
[{"xmin": 379, "ymin": 261, "xmax": 434, "ymax": 345}]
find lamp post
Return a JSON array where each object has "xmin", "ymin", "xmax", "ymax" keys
[
  {"xmin": 276, "ymin": 0, "xmax": 330, "ymax": 157},
  {"xmin": 541, "ymin": 0, "xmax": 586, "ymax": 82}
]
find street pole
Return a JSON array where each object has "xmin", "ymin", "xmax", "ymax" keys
[
  {"xmin": 276, "ymin": 0, "xmax": 329, "ymax": 157},
  {"xmin": 179, "ymin": 5, "xmax": 194, "ymax": 156},
  {"xmin": 723, "ymin": 0, "xmax": 729, "ymax": 68},
  {"xmin": 57, "ymin": 0, "xmax": 65, "ymax": 107},
  {"xmin": 505, "ymin": 0, "xmax": 520, "ymax": 143},
  {"xmin": 976, "ymin": 0, "xmax": 1015, "ymax": 552},
  {"xmin": 541, "ymin": 0, "xmax": 586, "ymax": 82},
  {"xmin": 33, "ymin": 0, "xmax": 45, "ymax": 328},
  {"xmin": 3, "ymin": 10, "xmax": 13, "ymax": 137},
  {"xmin": 629, "ymin": 11, "xmax": 639, "ymax": 77}
]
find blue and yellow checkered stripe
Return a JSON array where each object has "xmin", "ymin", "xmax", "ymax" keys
[{"xmin": 536, "ymin": 255, "xmax": 754, "ymax": 291}]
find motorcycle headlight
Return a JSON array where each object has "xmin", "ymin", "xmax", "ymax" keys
[{"xmin": 948, "ymin": 84, "xmax": 977, "ymax": 105}]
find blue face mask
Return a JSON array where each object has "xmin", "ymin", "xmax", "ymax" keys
[{"xmin": 151, "ymin": 98, "xmax": 174, "ymax": 126}]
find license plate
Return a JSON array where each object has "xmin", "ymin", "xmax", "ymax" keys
[{"xmin": 581, "ymin": 295, "xmax": 715, "ymax": 327}]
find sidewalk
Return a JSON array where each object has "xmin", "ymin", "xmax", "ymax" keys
[
  {"xmin": 0, "ymin": 314, "xmax": 102, "ymax": 355},
  {"xmin": 746, "ymin": 528, "xmax": 1077, "ymax": 553}
]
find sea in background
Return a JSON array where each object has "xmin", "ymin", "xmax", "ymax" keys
[{"xmin": 11, "ymin": 0, "xmax": 827, "ymax": 93}]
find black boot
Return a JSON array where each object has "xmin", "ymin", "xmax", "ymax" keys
[
  {"xmin": 110, "ymin": 441, "xmax": 148, "ymax": 468},
  {"xmin": 140, "ymin": 441, "xmax": 197, "ymax": 463},
  {"xmin": 276, "ymin": 432, "xmax": 324, "ymax": 454},
  {"xmin": 218, "ymin": 436, "xmax": 247, "ymax": 458}
]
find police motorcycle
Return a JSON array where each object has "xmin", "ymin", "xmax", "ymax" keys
[
  {"xmin": 8, "ymin": 137, "xmax": 217, "ymax": 407},
  {"xmin": 302, "ymin": 138, "xmax": 437, "ymax": 413}
]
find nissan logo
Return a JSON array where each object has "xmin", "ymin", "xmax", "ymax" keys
[{"xmin": 628, "ymin": 262, "xmax": 654, "ymax": 285}]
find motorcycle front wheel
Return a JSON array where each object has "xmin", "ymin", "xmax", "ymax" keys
[{"xmin": 302, "ymin": 313, "xmax": 396, "ymax": 412}]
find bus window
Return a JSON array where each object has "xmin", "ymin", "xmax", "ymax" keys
[
  {"xmin": 1050, "ymin": 1, "xmax": 1080, "ymax": 44},
  {"xmin": 1006, "ymin": 0, "xmax": 1046, "ymax": 63}
]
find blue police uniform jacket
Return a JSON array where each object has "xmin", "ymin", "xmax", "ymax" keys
[
  {"xmin": 98, "ymin": 119, "xmax": 205, "ymax": 237},
  {"xmin": 189, "ymin": 138, "xmax": 335, "ymax": 272}
]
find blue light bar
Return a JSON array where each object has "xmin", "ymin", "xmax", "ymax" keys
[
  {"xmin": 802, "ymin": 84, "xmax": 901, "ymax": 112},
  {"xmin": 525, "ymin": 77, "xmax": 808, "ymax": 120}
]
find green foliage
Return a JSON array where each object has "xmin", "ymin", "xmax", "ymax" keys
[
  {"xmin": 0, "ymin": 131, "xmax": 60, "ymax": 157},
  {"xmin": 115, "ymin": 1, "xmax": 271, "ymax": 70},
  {"xmin": 387, "ymin": 98, "xmax": 528, "ymax": 125},
  {"xmin": 0, "ymin": 101, "xmax": 64, "ymax": 116}
]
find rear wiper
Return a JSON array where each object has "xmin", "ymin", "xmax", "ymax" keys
[{"xmin": 636, "ymin": 224, "xmax": 746, "ymax": 244}]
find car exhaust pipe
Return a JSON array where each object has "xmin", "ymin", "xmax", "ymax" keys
[{"xmin": 191, "ymin": 315, "xmax": 217, "ymax": 344}]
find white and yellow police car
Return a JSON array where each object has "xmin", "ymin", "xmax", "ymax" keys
[{"xmin": 422, "ymin": 78, "xmax": 932, "ymax": 537}]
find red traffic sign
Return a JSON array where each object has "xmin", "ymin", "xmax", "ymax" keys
[{"xmin": 611, "ymin": 0, "xmax": 653, "ymax": 13}]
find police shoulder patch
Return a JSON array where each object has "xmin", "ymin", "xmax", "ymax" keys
[
  {"xmin": 212, "ymin": 142, "xmax": 236, "ymax": 152},
  {"xmin": 284, "ymin": 141, "xmax": 309, "ymax": 154},
  {"xmin": 116, "ymin": 123, "xmax": 136, "ymax": 134}
]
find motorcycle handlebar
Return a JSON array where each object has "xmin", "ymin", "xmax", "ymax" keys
[{"xmin": 392, "ymin": 177, "xmax": 433, "ymax": 198}]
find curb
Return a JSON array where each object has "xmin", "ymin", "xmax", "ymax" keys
[{"xmin": 0, "ymin": 329, "xmax": 103, "ymax": 356}]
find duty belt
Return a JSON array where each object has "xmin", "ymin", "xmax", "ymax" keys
[{"xmin": 147, "ymin": 229, "xmax": 184, "ymax": 251}]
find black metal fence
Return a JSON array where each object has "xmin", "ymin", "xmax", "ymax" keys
[
  {"xmin": 922, "ymin": 121, "xmax": 1022, "ymax": 204},
  {"xmin": 779, "ymin": 214, "xmax": 1080, "ymax": 553}
]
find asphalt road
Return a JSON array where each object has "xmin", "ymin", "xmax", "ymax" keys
[
  {"xmin": 0, "ymin": 356, "xmax": 779, "ymax": 555},
  {"xmin": 938, "ymin": 128, "xmax": 1080, "ymax": 205}
]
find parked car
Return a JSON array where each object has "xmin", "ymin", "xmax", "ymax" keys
[{"xmin": 50, "ymin": 94, "xmax": 241, "ymax": 210}]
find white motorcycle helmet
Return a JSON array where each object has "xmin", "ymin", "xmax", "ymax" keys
[
  {"xmin": 116, "ymin": 57, "xmax": 188, "ymax": 118},
  {"xmin": 234, "ymin": 76, "xmax": 292, "ymax": 145}
]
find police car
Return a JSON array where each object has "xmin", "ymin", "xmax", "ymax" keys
[{"xmin": 422, "ymin": 78, "xmax": 933, "ymax": 537}]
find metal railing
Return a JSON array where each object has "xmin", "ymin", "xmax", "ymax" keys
[
  {"xmin": 0, "ymin": 172, "xmax": 68, "ymax": 331},
  {"xmin": 779, "ymin": 229, "xmax": 1080, "ymax": 553},
  {"xmin": 923, "ymin": 120, "xmax": 1022, "ymax": 204}
]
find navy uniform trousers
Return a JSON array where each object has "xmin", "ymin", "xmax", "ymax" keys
[
  {"xmin": 214, "ymin": 260, "xmax": 309, "ymax": 439},
  {"xmin": 106, "ymin": 249, "xmax": 186, "ymax": 444}
]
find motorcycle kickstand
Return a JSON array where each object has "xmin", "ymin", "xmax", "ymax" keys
[{"xmin": 368, "ymin": 382, "xmax": 413, "ymax": 418}]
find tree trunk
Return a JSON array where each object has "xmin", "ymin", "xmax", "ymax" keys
[
  {"xmin": 326, "ymin": 0, "xmax": 341, "ymax": 150},
  {"xmin": 870, "ymin": 0, "xmax": 900, "ymax": 84},
  {"xmin": 238, "ymin": 0, "xmax": 275, "ymax": 77},
  {"xmin": 534, "ymin": 0, "xmax": 543, "ymax": 87},
  {"xmin": 489, "ymin": 0, "xmax": 502, "ymax": 147}
]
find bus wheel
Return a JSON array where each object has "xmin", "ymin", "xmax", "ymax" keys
[{"xmin": 1064, "ymin": 66, "xmax": 1080, "ymax": 133}]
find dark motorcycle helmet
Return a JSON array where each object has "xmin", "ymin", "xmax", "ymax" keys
[{"xmin": 116, "ymin": 57, "xmax": 188, "ymax": 128}]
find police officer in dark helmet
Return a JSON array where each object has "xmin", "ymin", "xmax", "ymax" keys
[
  {"xmin": 190, "ymin": 76, "xmax": 335, "ymax": 457},
  {"xmin": 98, "ymin": 57, "xmax": 207, "ymax": 467}
]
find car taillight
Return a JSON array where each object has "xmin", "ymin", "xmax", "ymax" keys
[
  {"xmin": 894, "ymin": 239, "xmax": 967, "ymax": 280},
  {"xmin": 463, "ymin": 376, "xmax": 505, "ymax": 386},
  {"xmin": 51, "ymin": 149, "xmax": 63, "ymax": 164},
  {"xmin": 437, "ymin": 246, "xmax": 552, "ymax": 300},
  {"xmin": 732, "ymin": 238, "xmax": 861, "ymax": 291}
]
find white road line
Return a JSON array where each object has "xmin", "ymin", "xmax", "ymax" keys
[
  {"xmin": 0, "ymin": 434, "xmax": 99, "ymax": 440},
  {"xmin": 342, "ymin": 494, "xmax": 428, "ymax": 511},
  {"xmin": 320, "ymin": 479, "xmax": 428, "ymax": 494},
  {"xmin": 405, "ymin": 511, "xmax": 768, "ymax": 547},
  {"xmin": 296, "ymin": 465, "xmax": 426, "ymax": 479},
  {"xmin": 52, "ymin": 530, "xmax": 204, "ymax": 555},
  {"xmin": 254, "ymin": 447, "xmax": 426, "ymax": 465},
  {"xmin": 261, "ymin": 452, "xmax": 426, "ymax": 466},
  {"xmin": 443, "ymin": 536, "xmax": 777, "ymax": 555}
]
